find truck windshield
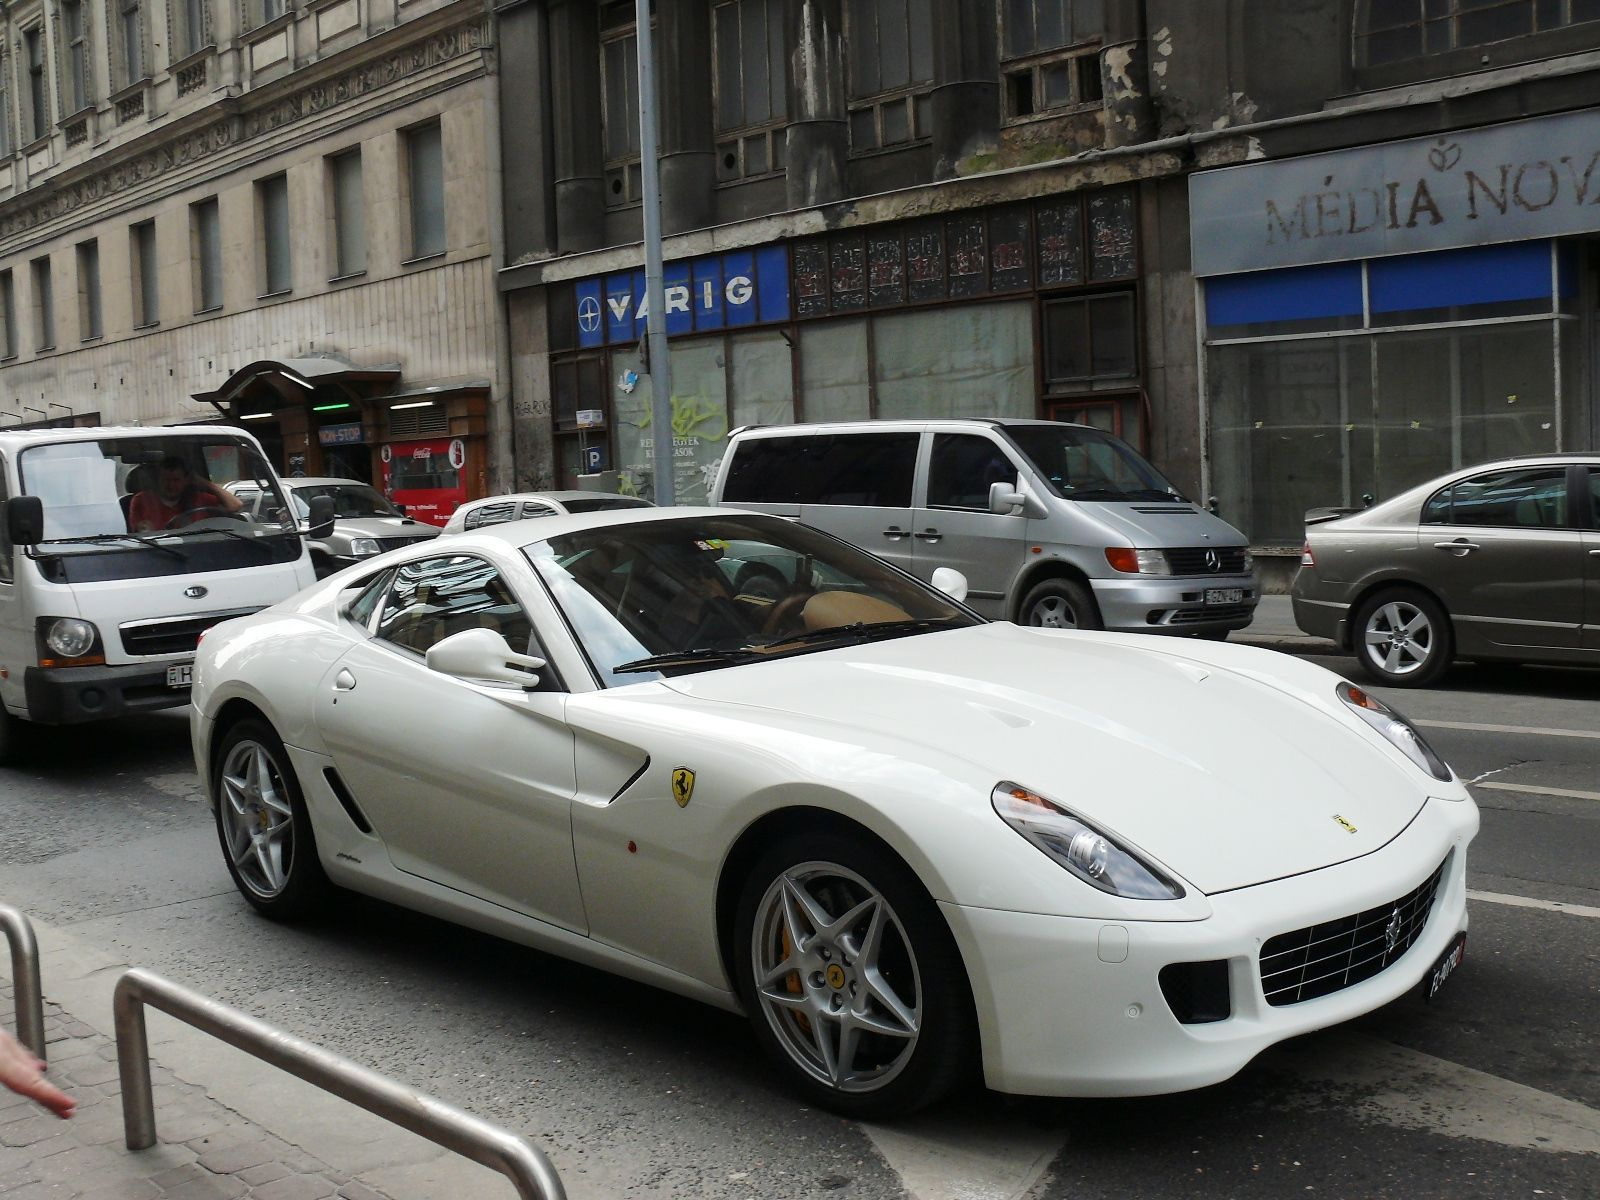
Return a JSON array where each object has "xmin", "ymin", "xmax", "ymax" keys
[
  {"xmin": 18, "ymin": 435, "xmax": 297, "ymax": 567},
  {"xmin": 1002, "ymin": 425, "xmax": 1188, "ymax": 504}
]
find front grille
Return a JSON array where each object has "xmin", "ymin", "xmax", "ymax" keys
[
  {"xmin": 1259, "ymin": 856, "xmax": 1448, "ymax": 1007},
  {"xmin": 1166, "ymin": 605, "xmax": 1253, "ymax": 625},
  {"xmin": 373, "ymin": 536, "xmax": 433, "ymax": 551},
  {"xmin": 1165, "ymin": 547, "xmax": 1249, "ymax": 575},
  {"xmin": 119, "ymin": 608, "xmax": 261, "ymax": 657}
]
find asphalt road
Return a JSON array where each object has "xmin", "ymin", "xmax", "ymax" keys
[{"xmin": 1, "ymin": 647, "xmax": 1596, "ymax": 1200}]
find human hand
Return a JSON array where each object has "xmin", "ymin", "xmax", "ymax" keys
[{"xmin": 0, "ymin": 1029, "xmax": 75, "ymax": 1118}]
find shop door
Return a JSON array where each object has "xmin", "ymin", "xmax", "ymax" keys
[{"xmin": 322, "ymin": 444, "xmax": 372, "ymax": 484}]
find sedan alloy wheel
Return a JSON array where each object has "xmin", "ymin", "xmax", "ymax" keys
[{"xmin": 1356, "ymin": 589, "xmax": 1453, "ymax": 688}]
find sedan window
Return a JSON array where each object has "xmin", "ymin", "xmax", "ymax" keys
[
  {"xmin": 1438, "ymin": 467, "xmax": 1568, "ymax": 528},
  {"xmin": 374, "ymin": 555, "xmax": 538, "ymax": 659}
]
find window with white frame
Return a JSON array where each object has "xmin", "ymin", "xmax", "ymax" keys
[
  {"xmin": 24, "ymin": 28, "xmax": 48, "ymax": 142},
  {"xmin": 131, "ymin": 220, "xmax": 158, "ymax": 326},
  {"xmin": 257, "ymin": 174, "xmax": 291, "ymax": 294},
  {"xmin": 330, "ymin": 149, "xmax": 366, "ymax": 277},
  {"xmin": 61, "ymin": 0, "xmax": 90, "ymax": 114},
  {"xmin": 845, "ymin": 0, "xmax": 934, "ymax": 153},
  {"xmin": 1000, "ymin": 0, "xmax": 1103, "ymax": 121},
  {"xmin": 404, "ymin": 124, "xmax": 444, "ymax": 260},
  {"xmin": 713, "ymin": 0, "xmax": 788, "ymax": 183}
]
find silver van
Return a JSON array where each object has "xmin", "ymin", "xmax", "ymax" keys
[{"xmin": 709, "ymin": 419, "xmax": 1259, "ymax": 636}]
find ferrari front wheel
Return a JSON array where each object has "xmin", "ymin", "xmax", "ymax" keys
[
  {"xmin": 213, "ymin": 719, "xmax": 330, "ymax": 919},
  {"xmin": 734, "ymin": 833, "xmax": 976, "ymax": 1118}
]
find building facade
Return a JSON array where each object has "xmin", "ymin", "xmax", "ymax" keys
[
  {"xmin": 0, "ymin": 0, "xmax": 508, "ymax": 524},
  {"xmin": 496, "ymin": 0, "xmax": 1600, "ymax": 587}
]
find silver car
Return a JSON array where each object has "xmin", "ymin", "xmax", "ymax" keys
[
  {"xmin": 1291, "ymin": 454, "xmax": 1600, "ymax": 687},
  {"xmin": 227, "ymin": 477, "xmax": 440, "ymax": 578}
]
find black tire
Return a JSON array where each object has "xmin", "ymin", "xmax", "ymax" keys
[
  {"xmin": 0, "ymin": 707, "xmax": 22, "ymax": 767},
  {"xmin": 1019, "ymin": 577, "xmax": 1102, "ymax": 630},
  {"xmin": 733, "ymin": 832, "xmax": 977, "ymax": 1118},
  {"xmin": 1353, "ymin": 588, "xmax": 1454, "ymax": 688},
  {"xmin": 212, "ymin": 718, "xmax": 330, "ymax": 919}
]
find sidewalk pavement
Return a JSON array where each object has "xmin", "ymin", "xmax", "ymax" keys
[
  {"xmin": 1232, "ymin": 592, "xmax": 1341, "ymax": 657},
  {"xmin": 2, "ymin": 919, "xmax": 525, "ymax": 1200}
]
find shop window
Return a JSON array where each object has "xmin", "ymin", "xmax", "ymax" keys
[
  {"xmin": 76, "ymin": 240, "xmax": 102, "ymax": 340},
  {"xmin": 1358, "ymin": 0, "xmax": 1600, "ymax": 65},
  {"xmin": 192, "ymin": 198, "xmax": 222, "ymax": 313},
  {"xmin": 874, "ymin": 302, "xmax": 1034, "ymax": 419},
  {"xmin": 729, "ymin": 331, "xmax": 795, "ymax": 430},
  {"xmin": 553, "ymin": 356, "xmax": 606, "ymax": 432},
  {"xmin": 612, "ymin": 339, "xmax": 730, "ymax": 504},
  {"xmin": 61, "ymin": 0, "xmax": 90, "ymax": 114},
  {"xmin": 601, "ymin": 4, "xmax": 645, "ymax": 206},
  {"xmin": 30, "ymin": 256, "xmax": 54, "ymax": 351},
  {"xmin": 846, "ymin": 0, "xmax": 934, "ymax": 153},
  {"xmin": 714, "ymin": 0, "xmax": 788, "ymax": 182},
  {"xmin": 1044, "ymin": 292, "xmax": 1136, "ymax": 385},
  {"xmin": 800, "ymin": 322, "xmax": 871, "ymax": 422},
  {"xmin": 1001, "ymin": 0, "xmax": 1103, "ymax": 121}
]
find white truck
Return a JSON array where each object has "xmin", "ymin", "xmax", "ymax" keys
[{"xmin": 0, "ymin": 425, "xmax": 331, "ymax": 762}]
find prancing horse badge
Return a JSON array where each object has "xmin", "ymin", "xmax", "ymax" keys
[{"xmin": 671, "ymin": 767, "xmax": 696, "ymax": 808}]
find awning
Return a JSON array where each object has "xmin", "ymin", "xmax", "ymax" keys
[{"xmin": 193, "ymin": 354, "xmax": 403, "ymax": 411}]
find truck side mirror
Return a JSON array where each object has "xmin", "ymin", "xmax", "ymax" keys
[
  {"xmin": 306, "ymin": 494, "xmax": 335, "ymax": 539},
  {"xmin": 5, "ymin": 495, "xmax": 44, "ymax": 546}
]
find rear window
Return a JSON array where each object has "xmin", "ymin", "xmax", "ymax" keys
[
  {"xmin": 722, "ymin": 433, "xmax": 919, "ymax": 507},
  {"xmin": 562, "ymin": 496, "xmax": 650, "ymax": 514}
]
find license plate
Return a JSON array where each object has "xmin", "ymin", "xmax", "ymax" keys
[
  {"xmin": 1205, "ymin": 588, "xmax": 1244, "ymax": 605},
  {"xmin": 1423, "ymin": 931, "xmax": 1466, "ymax": 1002},
  {"xmin": 166, "ymin": 663, "xmax": 193, "ymax": 688}
]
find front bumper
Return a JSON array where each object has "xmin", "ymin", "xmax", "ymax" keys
[
  {"xmin": 1091, "ymin": 573, "xmax": 1259, "ymax": 635},
  {"xmin": 23, "ymin": 662, "xmax": 192, "ymax": 725},
  {"xmin": 944, "ymin": 795, "xmax": 1476, "ymax": 1097}
]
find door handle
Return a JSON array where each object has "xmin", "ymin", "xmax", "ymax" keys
[
  {"xmin": 1433, "ymin": 540, "xmax": 1479, "ymax": 554},
  {"xmin": 882, "ymin": 527, "xmax": 909, "ymax": 540},
  {"xmin": 332, "ymin": 669, "xmax": 357, "ymax": 692},
  {"xmin": 914, "ymin": 529, "xmax": 942, "ymax": 542}
]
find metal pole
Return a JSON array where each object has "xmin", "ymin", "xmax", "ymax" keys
[
  {"xmin": 114, "ymin": 969, "xmax": 565, "ymax": 1200},
  {"xmin": 635, "ymin": 0, "xmax": 675, "ymax": 505},
  {"xmin": 0, "ymin": 903, "xmax": 46, "ymax": 1061}
]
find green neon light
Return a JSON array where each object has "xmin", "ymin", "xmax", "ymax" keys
[{"xmin": 312, "ymin": 402, "xmax": 352, "ymax": 412}]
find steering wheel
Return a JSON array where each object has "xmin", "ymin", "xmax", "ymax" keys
[
  {"xmin": 163, "ymin": 506, "xmax": 246, "ymax": 529},
  {"xmin": 762, "ymin": 590, "xmax": 814, "ymax": 637}
]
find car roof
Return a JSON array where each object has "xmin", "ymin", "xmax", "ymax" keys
[
  {"xmin": 276, "ymin": 477, "xmax": 377, "ymax": 488},
  {"xmin": 459, "ymin": 490, "xmax": 643, "ymax": 507},
  {"xmin": 727, "ymin": 418, "xmax": 1095, "ymax": 439},
  {"xmin": 0, "ymin": 424, "xmax": 256, "ymax": 449},
  {"xmin": 453, "ymin": 505, "xmax": 758, "ymax": 551}
]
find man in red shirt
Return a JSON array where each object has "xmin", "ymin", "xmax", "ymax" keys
[{"xmin": 127, "ymin": 456, "xmax": 244, "ymax": 532}]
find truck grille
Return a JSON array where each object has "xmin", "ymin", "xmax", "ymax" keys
[
  {"xmin": 373, "ymin": 536, "xmax": 435, "ymax": 551},
  {"xmin": 119, "ymin": 608, "xmax": 262, "ymax": 657},
  {"xmin": 1259, "ymin": 856, "xmax": 1447, "ymax": 1007},
  {"xmin": 1164, "ymin": 547, "xmax": 1249, "ymax": 575}
]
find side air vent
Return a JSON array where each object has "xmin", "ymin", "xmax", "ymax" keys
[
  {"xmin": 1132, "ymin": 506, "xmax": 1199, "ymax": 514},
  {"xmin": 323, "ymin": 768, "xmax": 373, "ymax": 834}
]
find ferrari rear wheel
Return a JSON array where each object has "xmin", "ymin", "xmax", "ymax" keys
[
  {"xmin": 734, "ymin": 833, "xmax": 975, "ymax": 1118},
  {"xmin": 214, "ymin": 719, "xmax": 329, "ymax": 919}
]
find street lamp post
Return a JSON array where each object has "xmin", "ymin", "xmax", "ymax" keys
[{"xmin": 634, "ymin": 0, "xmax": 675, "ymax": 506}]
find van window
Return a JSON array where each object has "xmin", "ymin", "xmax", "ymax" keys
[
  {"xmin": 721, "ymin": 437, "xmax": 815, "ymax": 504},
  {"xmin": 927, "ymin": 435, "xmax": 1018, "ymax": 510},
  {"xmin": 810, "ymin": 434, "xmax": 919, "ymax": 506}
]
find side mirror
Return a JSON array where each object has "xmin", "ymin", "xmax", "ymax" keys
[
  {"xmin": 988, "ymin": 481, "xmax": 1026, "ymax": 515},
  {"xmin": 1207, "ymin": 496, "xmax": 1221, "ymax": 516},
  {"xmin": 930, "ymin": 566, "xmax": 969, "ymax": 604},
  {"xmin": 426, "ymin": 627, "xmax": 546, "ymax": 690},
  {"xmin": 5, "ymin": 495, "xmax": 44, "ymax": 546},
  {"xmin": 394, "ymin": 503, "xmax": 408, "ymax": 517},
  {"xmin": 306, "ymin": 494, "xmax": 335, "ymax": 539}
]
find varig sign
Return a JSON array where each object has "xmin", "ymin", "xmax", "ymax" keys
[
  {"xmin": 1189, "ymin": 107, "xmax": 1600, "ymax": 276},
  {"xmin": 574, "ymin": 246, "xmax": 789, "ymax": 348}
]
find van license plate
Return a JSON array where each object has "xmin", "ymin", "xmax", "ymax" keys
[
  {"xmin": 1205, "ymin": 588, "xmax": 1244, "ymax": 605},
  {"xmin": 166, "ymin": 663, "xmax": 193, "ymax": 688}
]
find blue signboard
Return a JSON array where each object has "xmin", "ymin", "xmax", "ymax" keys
[{"xmin": 575, "ymin": 245, "xmax": 790, "ymax": 348}]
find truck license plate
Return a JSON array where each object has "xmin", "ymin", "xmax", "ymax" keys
[
  {"xmin": 166, "ymin": 663, "xmax": 193, "ymax": 688},
  {"xmin": 1205, "ymin": 588, "xmax": 1244, "ymax": 605}
]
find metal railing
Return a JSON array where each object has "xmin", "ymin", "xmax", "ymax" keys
[
  {"xmin": 0, "ymin": 903, "xmax": 46, "ymax": 1060},
  {"xmin": 114, "ymin": 968, "xmax": 566, "ymax": 1200}
]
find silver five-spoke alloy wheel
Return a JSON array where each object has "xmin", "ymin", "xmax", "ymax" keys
[
  {"xmin": 1363, "ymin": 599, "xmax": 1436, "ymax": 677},
  {"xmin": 750, "ymin": 861, "xmax": 922, "ymax": 1094},
  {"xmin": 219, "ymin": 739, "xmax": 297, "ymax": 900}
]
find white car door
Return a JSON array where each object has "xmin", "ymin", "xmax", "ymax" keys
[{"xmin": 314, "ymin": 552, "xmax": 585, "ymax": 932}]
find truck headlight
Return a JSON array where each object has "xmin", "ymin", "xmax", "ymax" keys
[
  {"xmin": 992, "ymin": 782, "xmax": 1185, "ymax": 899},
  {"xmin": 45, "ymin": 618, "xmax": 97, "ymax": 658},
  {"xmin": 348, "ymin": 538, "xmax": 382, "ymax": 557}
]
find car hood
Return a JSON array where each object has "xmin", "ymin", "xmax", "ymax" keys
[
  {"xmin": 328, "ymin": 517, "xmax": 440, "ymax": 540},
  {"xmin": 1067, "ymin": 500, "xmax": 1249, "ymax": 550},
  {"xmin": 661, "ymin": 623, "xmax": 1429, "ymax": 894}
]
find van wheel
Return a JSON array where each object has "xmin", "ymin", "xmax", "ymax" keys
[{"xmin": 1020, "ymin": 579, "xmax": 1102, "ymax": 631}]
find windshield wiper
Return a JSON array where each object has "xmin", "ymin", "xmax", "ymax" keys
[
  {"xmin": 613, "ymin": 646, "xmax": 768, "ymax": 674},
  {"xmin": 33, "ymin": 532, "xmax": 186, "ymax": 559},
  {"xmin": 757, "ymin": 617, "xmax": 964, "ymax": 649}
]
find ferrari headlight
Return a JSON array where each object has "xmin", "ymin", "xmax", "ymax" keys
[
  {"xmin": 1336, "ymin": 682, "xmax": 1452, "ymax": 782},
  {"xmin": 44, "ymin": 618, "xmax": 97, "ymax": 658},
  {"xmin": 992, "ymin": 782, "xmax": 1185, "ymax": 899},
  {"xmin": 348, "ymin": 538, "xmax": 382, "ymax": 557}
]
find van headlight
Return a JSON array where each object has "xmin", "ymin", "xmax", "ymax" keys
[
  {"xmin": 992, "ymin": 782, "xmax": 1185, "ymax": 899},
  {"xmin": 1104, "ymin": 548, "xmax": 1171, "ymax": 574},
  {"xmin": 44, "ymin": 618, "xmax": 98, "ymax": 658},
  {"xmin": 1337, "ymin": 682, "xmax": 1452, "ymax": 782},
  {"xmin": 348, "ymin": 538, "xmax": 382, "ymax": 557}
]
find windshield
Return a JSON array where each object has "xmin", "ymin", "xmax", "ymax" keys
[
  {"xmin": 18, "ymin": 435, "xmax": 296, "ymax": 554},
  {"xmin": 526, "ymin": 515, "xmax": 980, "ymax": 685},
  {"xmin": 1002, "ymin": 425, "xmax": 1186, "ymax": 503},
  {"xmin": 285, "ymin": 483, "xmax": 402, "ymax": 520}
]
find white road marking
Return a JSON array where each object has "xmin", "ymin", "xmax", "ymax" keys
[
  {"xmin": 1474, "ymin": 780, "xmax": 1600, "ymax": 802},
  {"xmin": 1469, "ymin": 889, "xmax": 1600, "ymax": 919},
  {"xmin": 1280, "ymin": 1032, "xmax": 1600, "ymax": 1155},
  {"xmin": 1418, "ymin": 718, "xmax": 1600, "ymax": 741},
  {"xmin": 862, "ymin": 1111, "xmax": 1065, "ymax": 1200}
]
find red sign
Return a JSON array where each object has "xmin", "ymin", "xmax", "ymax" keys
[{"xmin": 381, "ymin": 438, "xmax": 467, "ymax": 528}]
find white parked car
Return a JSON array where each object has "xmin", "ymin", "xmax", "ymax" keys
[
  {"xmin": 439, "ymin": 489, "xmax": 651, "ymax": 534},
  {"xmin": 191, "ymin": 507, "xmax": 1477, "ymax": 1116}
]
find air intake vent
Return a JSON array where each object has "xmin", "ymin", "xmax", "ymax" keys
[
  {"xmin": 386, "ymin": 405, "xmax": 450, "ymax": 437},
  {"xmin": 1132, "ymin": 506, "xmax": 1199, "ymax": 514}
]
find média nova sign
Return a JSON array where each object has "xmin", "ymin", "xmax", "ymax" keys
[{"xmin": 1189, "ymin": 106, "xmax": 1600, "ymax": 276}]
